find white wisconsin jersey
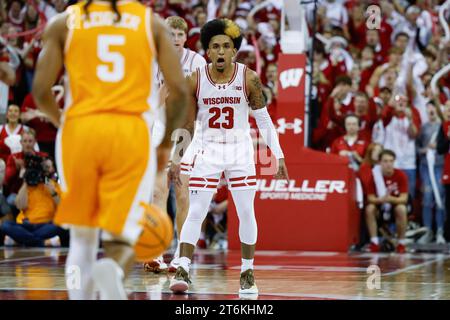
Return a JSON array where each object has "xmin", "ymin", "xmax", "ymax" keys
[
  {"xmin": 156, "ymin": 48, "xmax": 207, "ymax": 85},
  {"xmin": 196, "ymin": 63, "xmax": 251, "ymax": 145}
]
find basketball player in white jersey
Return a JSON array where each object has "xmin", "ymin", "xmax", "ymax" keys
[
  {"xmin": 169, "ymin": 18, "xmax": 288, "ymax": 295},
  {"xmin": 146, "ymin": 16, "xmax": 207, "ymax": 273}
]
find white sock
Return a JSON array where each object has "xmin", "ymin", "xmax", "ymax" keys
[
  {"xmin": 199, "ymin": 231, "xmax": 205, "ymax": 240},
  {"xmin": 179, "ymin": 256, "xmax": 191, "ymax": 273},
  {"xmin": 241, "ymin": 258, "xmax": 254, "ymax": 273},
  {"xmin": 371, "ymin": 237, "xmax": 379, "ymax": 245},
  {"xmin": 398, "ymin": 239, "xmax": 407, "ymax": 245},
  {"xmin": 66, "ymin": 227, "xmax": 100, "ymax": 300}
]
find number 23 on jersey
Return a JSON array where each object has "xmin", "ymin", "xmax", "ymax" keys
[{"xmin": 209, "ymin": 107, "xmax": 234, "ymax": 129}]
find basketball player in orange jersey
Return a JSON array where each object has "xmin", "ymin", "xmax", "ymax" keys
[
  {"xmin": 145, "ymin": 16, "xmax": 207, "ymax": 274},
  {"xmin": 169, "ymin": 19, "xmax": 288, "ymax": 295},
  {"xmin": 32, "ymin": 0, "xmax": 189, "ymax": 299}
]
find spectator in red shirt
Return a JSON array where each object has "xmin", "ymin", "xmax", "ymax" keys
[
  {"xmin": 331, "ymin": 114, "xmax": 368, "ymax": 170},
  {"xmin": 365, "ymin": 29, "xmax": 387, "ymax": 65},
  {"xmin": 367, "ymin": 47, "xmax": 403, "ymax": 98},
  {"xmin": 314, "ymin": 75, "xmax": 353, "ymax": 151},
  {"xmin": 21, "ymin": 88, "xmax": 62, "ymax": 160},
  {"xmin": 353, "ymin": 92, "xmax": 378, "ymax": 142},
  {"xmin": 348, "ymin": 4, "xmax": 366, "ymax": 51},
  {"xmin": 365, "ymin": 149, "xmax": 409, "ymax": 254},
  {"xmin": 312, "ymin": 42, "xmax": 332, "ymax": 104},
  {"xmin": 0, "ymin": 104, "xmax": 29, "ymax": 163},
  {"xmin": 359, "ymin": 143, "xmax": 383, "ymax": 193},
  {"xmin": 4, "ymin": 130, "xmax": 47, "ymax": 208},
  {"xmin": 358, "ymin": 46, "xmax": 377, "ymax": 93},
  {"xmin": 328, "ymin": 75, "xmax": 354, "ymax": 134}
]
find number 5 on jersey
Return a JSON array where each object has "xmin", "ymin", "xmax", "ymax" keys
[
  {"xmin": 97, "ymin": 35, "xmax": 125, "ymax": 82},
  {"xmin": 209, "ymin": 107, "xmax": 234, "ymax": 129}
]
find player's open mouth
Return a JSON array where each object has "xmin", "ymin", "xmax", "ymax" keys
[{"xmin": 217, "ymin": 58, "xmax": 225, "ymax": 67}]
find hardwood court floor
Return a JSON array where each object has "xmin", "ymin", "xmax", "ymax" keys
[{"xmin": 0, "ymin": 247, "xmax": 450, "ymax": 300}]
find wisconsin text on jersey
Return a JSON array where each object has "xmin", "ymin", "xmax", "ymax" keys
[{"xmin": 202, "ymin": 97, "xmax": 242, "ymax": 105}]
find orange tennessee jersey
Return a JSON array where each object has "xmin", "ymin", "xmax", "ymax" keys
[{"xmin": 63, "ymin": 1, "xmax": 158, "ymax": 118}]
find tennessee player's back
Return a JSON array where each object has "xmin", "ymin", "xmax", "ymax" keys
[{"xmin": 64, "ymin": 1, "xmax": 158, "ymax": 118}]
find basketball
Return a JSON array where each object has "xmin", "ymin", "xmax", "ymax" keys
[{"xmin": 134, "ymin": 202, "xmax": 173, "ymax": 262}]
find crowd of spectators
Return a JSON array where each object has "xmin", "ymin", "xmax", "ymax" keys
[
  {"xmin": 0, "ymin": 0, "xmax": 449, "ymax": 252},
  {"xmin": 308, "ymin": 0, "xmax": 450, "ymax": 251}
]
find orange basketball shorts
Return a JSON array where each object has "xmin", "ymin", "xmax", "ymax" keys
[{"xmin": 54, "ymin": 112, "xmax": 155, "ymax": 244}]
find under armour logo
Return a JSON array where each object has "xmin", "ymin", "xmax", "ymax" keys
[
  {"xmin": 277, "ymin": 118, "xmax": 302, "ymax": 134},
  {"xmin": 279, "ymin": 68, "xmax": 303, "ymax": 89},
  {"xmin": 217, "ymin": 85, "xmax": 226, "ymax": 90}
]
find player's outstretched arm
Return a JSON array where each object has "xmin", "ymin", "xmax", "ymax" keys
[
  {"xmin": 32, "ymin": 14, "xmax": 67, "ymax": 128},
  {"xmin": 152, "ymin": 13, "xmax": 189, "ymax": 149},
  {"xmin": 246, "ymin": 68, "xmax": 289, "ymax": 180},
  {"xmin": 167, "ymin": 71, "xmax": 197, "ymax": 187}
]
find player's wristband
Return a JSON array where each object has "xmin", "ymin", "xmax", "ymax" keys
[{"xmin": 253, "ymin": 107, "xmax": 284, "ymax": 159}]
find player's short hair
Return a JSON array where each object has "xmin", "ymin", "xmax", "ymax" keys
[
  {"xmin": 84, "ymin": 0, "xmax": 121, "ymax": 22},
  {"xmin": 165, "ymin": 16, "xmax": 188, "ymax": 34},
  {"xmin": 200, "ymin": 18, "xmax": 243, "ymax": 51},
  {"xmin": 379, "ymin": 149, "xmax": 396, "ymax": 161}
]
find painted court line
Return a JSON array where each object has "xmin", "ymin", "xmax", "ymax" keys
[
  {"xmin": 0, "ymin": 255, "xmax": 52, "ymax": 264},
  {"xmin": 383, "ymin": 256, "xmax": 448, "ymax": 276}
]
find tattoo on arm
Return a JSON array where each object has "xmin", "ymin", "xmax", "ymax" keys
[{"xmin": 248, "ymin": 72, "xmax": 266, "ymax": 110}]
